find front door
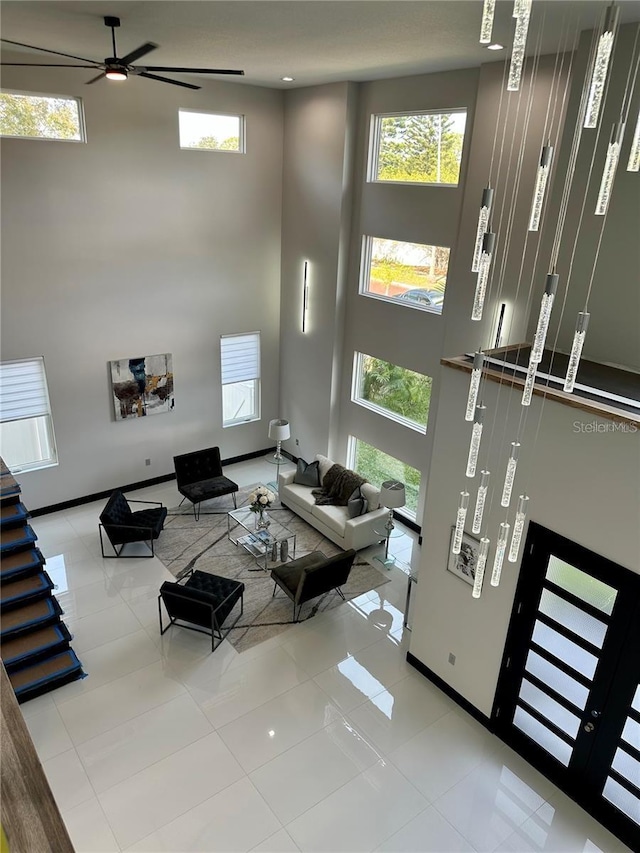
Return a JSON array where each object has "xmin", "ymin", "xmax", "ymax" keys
[{"xmin": 493, "ymin": 522, "xmax": 640, "ymax": 849}]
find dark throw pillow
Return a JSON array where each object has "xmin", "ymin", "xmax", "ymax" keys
[
  {"xmin": 347, "ymin": 486, "xmax": 369, "ymax": 518},
  {"xmin": 293, "ymin": 458, "xmax": 321, "ymax": 487}
]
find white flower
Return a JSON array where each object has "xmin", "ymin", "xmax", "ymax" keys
[
  {"xmin": 259, "ymin": 495, "xmax": 268, "ymax": 505},
  {"xmin": 248, "ymin": 492, "xmax": 257, "ymax": 504}
]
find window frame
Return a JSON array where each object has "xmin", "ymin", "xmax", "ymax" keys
[
  {"xmin": 351, "ymin": 351, "xmax": 431, "ymax": 435},
  {"xmin": 178, "ymin": 108, "xmax": 246, "ymax": 153},
  {"xmin": 0, "ymin": 88, "xmax": 86, "ymax": 143},
  {"xmin": 0, "ymin": 357, "xmax": 58, "ymax": 473},
  {"xmin": 368, "ymin": 107, "xmax": 467, "ymax": 187},
  {"xmin": 220, "ymin": 332, "xmax": 261, "ymax": 428},
  {"xmin": 347, "ymin": 435, "xmax": 420, "ymax": 523},
  {"xmin": 358, "ymin": 234, "xmax": 449, "ymax": 314}
]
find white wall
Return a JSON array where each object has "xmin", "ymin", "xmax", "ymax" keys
[
  {"xmin": 0, "ymin": 65, "xmax": 284, "ymax": 509},
  {"xmin": 409, "ymin": 366, "xmax": 640, "ymax": 716}
]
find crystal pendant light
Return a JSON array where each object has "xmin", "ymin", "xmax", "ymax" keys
[
  {"xmin": 472, "ymin": 470, "xmax": 490, "ymax": 534},
  {"xmin": 452, "ymin": 491, "xmax": 470, "ymax": 554},
  {"xmin": 528, "ymin": 145, "xmax": 554, "ymax": 231},
  {"xmin": 472, "ymin": 231, "xmax": 496, "ymax": 321},
  {"xmin": 513, "ymin": 0, "xmax": 530, "ymax": 16},
  {"xmin": 466, "ymin": 404, "xmax": 486, "ymax": 478},
  {"xmin": 531, "ymin": 273, "xmax": 559, "ymax": 363},
  {"xmin": 507, "ymin": 0, "xmax": 532, "ymax": 92},
  {"xmin": 508, "ymin": 494, "xmax": 530, "ymax": 562},
  {"xmin": 521, "ymin": 359, "xmax": 537, "ymax": 407},
  {"xmin": 596, "ymin": 121, "xmax": 625, "ymax": 215},
  {"xmin": 627, "ymin": 109, "xmax": 640, "ymax": 171},
  {"xmin": 472, "ymin": 537, "xmax": 491, "ymax": 599},
  {"xmin": 472, "ymin": 187, "xmax": 494, "ymax": 271},
  {"xmin": 491, "ymin": 522, "xmax": 511, "ymax": 586},
  {"xmin": 480, "ymin": 0, "xmax": 496, "ymax": 44},
  {"xmin": 465, "ymin": 352, "xmax": 485, "ymax": 420},
  {"xmin": 564, "ymin": 312, "xmax": 590, "ymax": 392},
  {"xmin": 584, "ymin": 4, "xmax": 620, "ymax": 129},
  {"xmin": 501, "ymin": 441, "xmax": 521, "ymax": 507}
]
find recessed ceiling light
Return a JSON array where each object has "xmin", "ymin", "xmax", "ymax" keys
[
  {"xmin": 281, "ymin": 76, "xmax": 295, "ymax": 82},
  {"xmin": 487, "ymin": 43, "xmax": 504, "ymax": 51}
]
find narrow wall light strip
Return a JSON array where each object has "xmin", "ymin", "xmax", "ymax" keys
[
  {"xmin": 472, "ymin": 537, "xmax": 491, "ymax": 598},
  {"xmin": 302, "ymin": 260, "xmax": 310, "ymax": 333},
  {"xmin": 452, "ymin": 491, "xmax": 470, "ymax": 554},
  {"xmin": 466, "ymin": 404, "xmax": 486, "ymax": 478},
  {"xmin": 501, "ymin": 441, "xmax": 521, "ymax": 507},
  {"xmin": 563, "ymin": 312, "xmax": 590, "ymax": 392},
  {"xmin": 528, "ymin": 144, "xmax": 554, "ymax": 230},
  {"xmin": 508, "ymin": 494, "xmax": 530, "ymax": 561},
  {"xmin": 465, "ymin": 351, "xmax": 485, "ymax": 421},
  {"xmin": 531, "ymin": 273, "xmax": 559, "ymax": 363},
  {"xmin": 491, "ymin": 522, "xmax": 511, "ymax": 586},
  {"xmin": 472, "ymin": 470, "xmax": 490, "ymax": 534},
  {"xmin": 472, "ymin": 231, "xmax": 496, "ymax": 320},
  {"xmin": 627, "ymin": 109, "xmax": 640, "ymax": 170},
  {"xmin": 480, "ymin": 0, "xmax": 496, "ymax": 44},
  {"xmin": 595, "ymin": 121, "xmax": 625, "ymax": 214},
  {"xmin": 584, "ymin": 4, "xmax": 620, "ymax": 129},
  {"xmin": 472, "ymin": 187, "xmax": 494, "ymax": 271},
  {"xmin": 507, "ymin": 0, "xmax": 532, "ymax": 92}
]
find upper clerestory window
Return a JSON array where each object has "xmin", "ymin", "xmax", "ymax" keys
[
  {"xmin": 0, "ymin": 90, "xmax": 85, "ymax": 141},
  {"xmin": 178, "ymin": 109, "xmax": 245, "ymax": 152},
  {"xmin": 369, "ymin": 109, "xmax": 467, "ymax": 186}
]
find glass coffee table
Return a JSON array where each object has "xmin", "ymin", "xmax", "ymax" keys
[{"xmin": 227, "ymin": 506, "xmax": 296, "ymax": 572}]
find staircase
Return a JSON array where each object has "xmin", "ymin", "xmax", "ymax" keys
[{"xmin": 0, "ymin": 459, "xmax": 85, "ymax": 703}]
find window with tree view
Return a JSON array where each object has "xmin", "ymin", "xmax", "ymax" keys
[
  {"xmin": 371, "ymin": 110, "xmax": 467, "ymax": 185},
  {"xmin": 349, "ymin": 437, "xmax": 420, "ymax": 521},
  {"xmin": 0, "ymin": 91, "xmax": 84, "ymax": 141},
  {"xmin": 361, "ymin": 236, "xmax": 449, "ymax": 313},
  {"xmin": 352, "ymin": 353, "xmax": 432, "ymax": 433},
  {"xmin": 179, "ymin": 110, "xmax": 244, "ymax": 152}
]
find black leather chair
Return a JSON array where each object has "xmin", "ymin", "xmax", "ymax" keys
[
  {"xmin": 271, "ymin": 549, "xmax": 357, "ymax": 621},
  {"xmin": 99, "ymin": 490, "xmax": 167, "ymax": 558},
  {"xmin": 173, "ymin": 446, "xmax": 239, "ymax": 520},
  {"xmin": 158, "ymin": 569, "xmax": 244, "ymax": 652}
]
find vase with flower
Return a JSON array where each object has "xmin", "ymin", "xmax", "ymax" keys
[{"xmin": 248, "ymin": 486, "xmax": 276, "ymax": 529}]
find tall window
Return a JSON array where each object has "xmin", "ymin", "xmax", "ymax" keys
[
  {"xmin": 0, "ymin": 90, "xmax": 85, "ymax": 141},
  {"xmin": 348, "ymin": 437, "xmax": 421, "ymax": 521},
  {"xmin": 0, "ymin": 358, "xmax": 58, "ymax": 472},
  {"xmin": 220, "ymin": 332, "xmax": 260, "ymax": 427},
  {"xmin": 178, "ymin": 109, "xmax": 245, "ymax": 152},
  {"xmin": 360, "ymin": 236, "xmax": 450, "ymax": 313},
  {"xmin": 369, "ymin": 109, "xmax": 467, "ymax": 186},
  {"xmin": 352, "ymin": 352, "xmax": 432, "ymax": 433}
]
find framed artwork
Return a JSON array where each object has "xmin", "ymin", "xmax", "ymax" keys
[
  {"xmin": 110, "ymin": 353, "xmax": 174, "ymax": 420},
  {"xmin": 447, "ymin": 526, "xmax": 480, "ymax": 586}
]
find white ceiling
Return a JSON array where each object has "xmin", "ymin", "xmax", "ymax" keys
[{"xmin": 2, "ymin": 1, "xmax": 640, "ymax": 89}]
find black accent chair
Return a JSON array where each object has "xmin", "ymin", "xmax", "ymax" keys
[
  {"xmin": 158, "ymin": 569, "xmax": 244, "ymax": 652},
  {"xmin": 99, "ymin": 490, "xmax": 167, "ymax": 558},
  {"xmin": 271, "ymin": 549, "xmax": 357, "ymax": 622},
  {"xmin": 173, "ymin": 446, "xmax": 239, "ymax": 520}
]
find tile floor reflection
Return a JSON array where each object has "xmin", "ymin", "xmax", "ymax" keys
[{"xmin": 19, "ymin": 458, "xmax": 630, "ymax": 852}]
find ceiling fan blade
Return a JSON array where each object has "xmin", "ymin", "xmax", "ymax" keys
[
  {"xmin": 119, "ymin": 42, "xmax": 158, "ymax": 66},
  {"xmin": 1, "ymin": 62, "xmax": 100, "ymax": 68},
  {"xmin": 1, "ymin": 37, "xmax": 96, "ymax": 64},
  {"xmin": 143, "ymin": 66, "xmax": 245, "ymax": 76},
  {"xmin": 86, "ymin": 72, "xmax": 106, "ymax": 85},
  {"xmin": 138, "ymin": 71, "xmax": 200, "ymax": 90}
]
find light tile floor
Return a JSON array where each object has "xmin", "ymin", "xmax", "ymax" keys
[{"xmin": 20, "ymin": 458, "xmax": 629, "ymax": 852}]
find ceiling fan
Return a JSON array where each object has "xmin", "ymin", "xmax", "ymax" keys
[{"xmin": 0, "ymin": 16, "xmax": 244, "ymax": 90}]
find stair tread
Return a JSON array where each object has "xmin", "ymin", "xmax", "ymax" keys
[
  {"xmin": 1, "ymin": 598, "xmax": 62, "ymax": 636},
  {"xmin": 0, "ymin": 548, "xmax": 45, "ymax": 581},
  {"xmin": 9, "ymin": 649, "xmax": 84, "ymax": 695},
  {"xmin": 0, "ymin": 502, "xmax": 29, "ymax": 526},
  {"xmin": 0, "ymin": 524, "xmax": 37, "ymax": 553},
  {"xmin": 1, "ymin": 624, "xmax": 70, "ymax": 666},
  {"xmin": 1, "ymin": 572, "xmax": 53, "ymax": 607}
]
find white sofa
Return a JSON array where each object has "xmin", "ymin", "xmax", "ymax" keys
[{"xmin": 278, "ymin": 455, "xmax": 389, "ymax": 551}]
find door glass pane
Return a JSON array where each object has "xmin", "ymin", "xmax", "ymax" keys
[
  {"xmin": 621, "ymin": 717, "xmax": 640, "ymax": 750},
  {"xmin": 612, "ymin": 747, "xmax": 640, "ymax": 789},
  {"xmin": 545, "ymin": 556, "xmax": 616, "ymax": 615},
  {"xmin": 519, "ymin": 679, "xmax": 581, "ymax": 738},
  {"xmin": 514, "ymin": 706, "xmax": 572, "ymax": 766},
  {"xmin": 539, "ymin": 589, "xmax": 608, "ymax": 648},
  {"xmin": 532, "ymin": 621, "xmax": 598, "ymax": 680},
  {"xmin": 602, "ymin": 776, "xmax": 640, "ymax": 825},
  {"xmin": 525, "ymin": 650, "xmax": 589, "ymax": 710},
  {"xmin": 632, "ymin": 684, "xmax": 640, "ymax": 713}
]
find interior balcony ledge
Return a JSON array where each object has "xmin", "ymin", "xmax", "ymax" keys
[{"xmin": 441, "ymin": 344, "xmax": 640, "ymax": 427}]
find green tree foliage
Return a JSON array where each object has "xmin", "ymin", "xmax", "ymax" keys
[
  {"xmin": 0, "ymin": 93, "xmax": 81, "ymax": 139},
  {"xmin": 194, "ymin": 135, "xmax": 240, "ymax": 150},
  {"xmin": 361, "ymin": 357, "xmax": 432, "ymax": 426},
  {"xmin": 354, "ymin": 440, "xmax": 421, "ymax": 515},
  {"xmin": 377, "ymin": 113, "xmax": 464, "ymax": 184}
]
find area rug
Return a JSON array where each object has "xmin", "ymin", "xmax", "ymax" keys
[{"xmin": 154, "ymin": 486, "xmax": 390, "ymax": 652}]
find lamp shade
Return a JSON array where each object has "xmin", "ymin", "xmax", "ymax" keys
[
  {"xmin": 380, "ymin": 480, "xmax": 405, "ymax": 509},
  {"xmin": 268, "ymin": 419, "xmax": 290, "ymax": 441}
]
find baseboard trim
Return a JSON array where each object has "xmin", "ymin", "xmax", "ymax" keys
[
  {"xmin": 406, "ymin": 652, "xmax": 493, "ymax": 731},
  {"xmin": 30, "ymin": 447, "xmax": 276, "ymax": 517}
]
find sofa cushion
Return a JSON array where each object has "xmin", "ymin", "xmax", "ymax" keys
[
  {"xmin": 312, "ymin": 504, "xmax": 350, "ymax": 538},
  {"xmin": 315, "ymin": 454, "xmax": 334, "ymax": 484},
  {"xmin": 360, "ymin": 482, "xmax": 381, "ymax": 511},
  {"xmin": 347, "ymin": 487, "xmax": 368, "ymax": 518},
  {"xmin": 282, "ymin": 482, "xmax": 317, "ymax": 512},
  {"xmin": 293, "ymin": 458, "xmax": 321, "ymax": 487}
]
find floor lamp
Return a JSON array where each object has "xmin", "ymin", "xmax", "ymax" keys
[
  {"xmin": 376, "ymin": 479, "xmax": 406, "ymax": 568},
  {"xmin": 267, "ymin": 419, "xmax": 290, "ymax": 491}
]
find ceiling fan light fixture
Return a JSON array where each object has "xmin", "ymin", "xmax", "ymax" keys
[{"xmin": 105, "ymin": 66, "xmax": 128, "ymax": 81}]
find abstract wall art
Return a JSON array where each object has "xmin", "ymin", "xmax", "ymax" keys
[{"xmin": 110, "ymin": 353, "xmax": 174, "ymax": 420}]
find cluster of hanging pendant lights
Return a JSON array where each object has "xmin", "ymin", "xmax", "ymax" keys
[{"xmin": 454, "ymin": 0, "xmax": 638, "ymax": 599}]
